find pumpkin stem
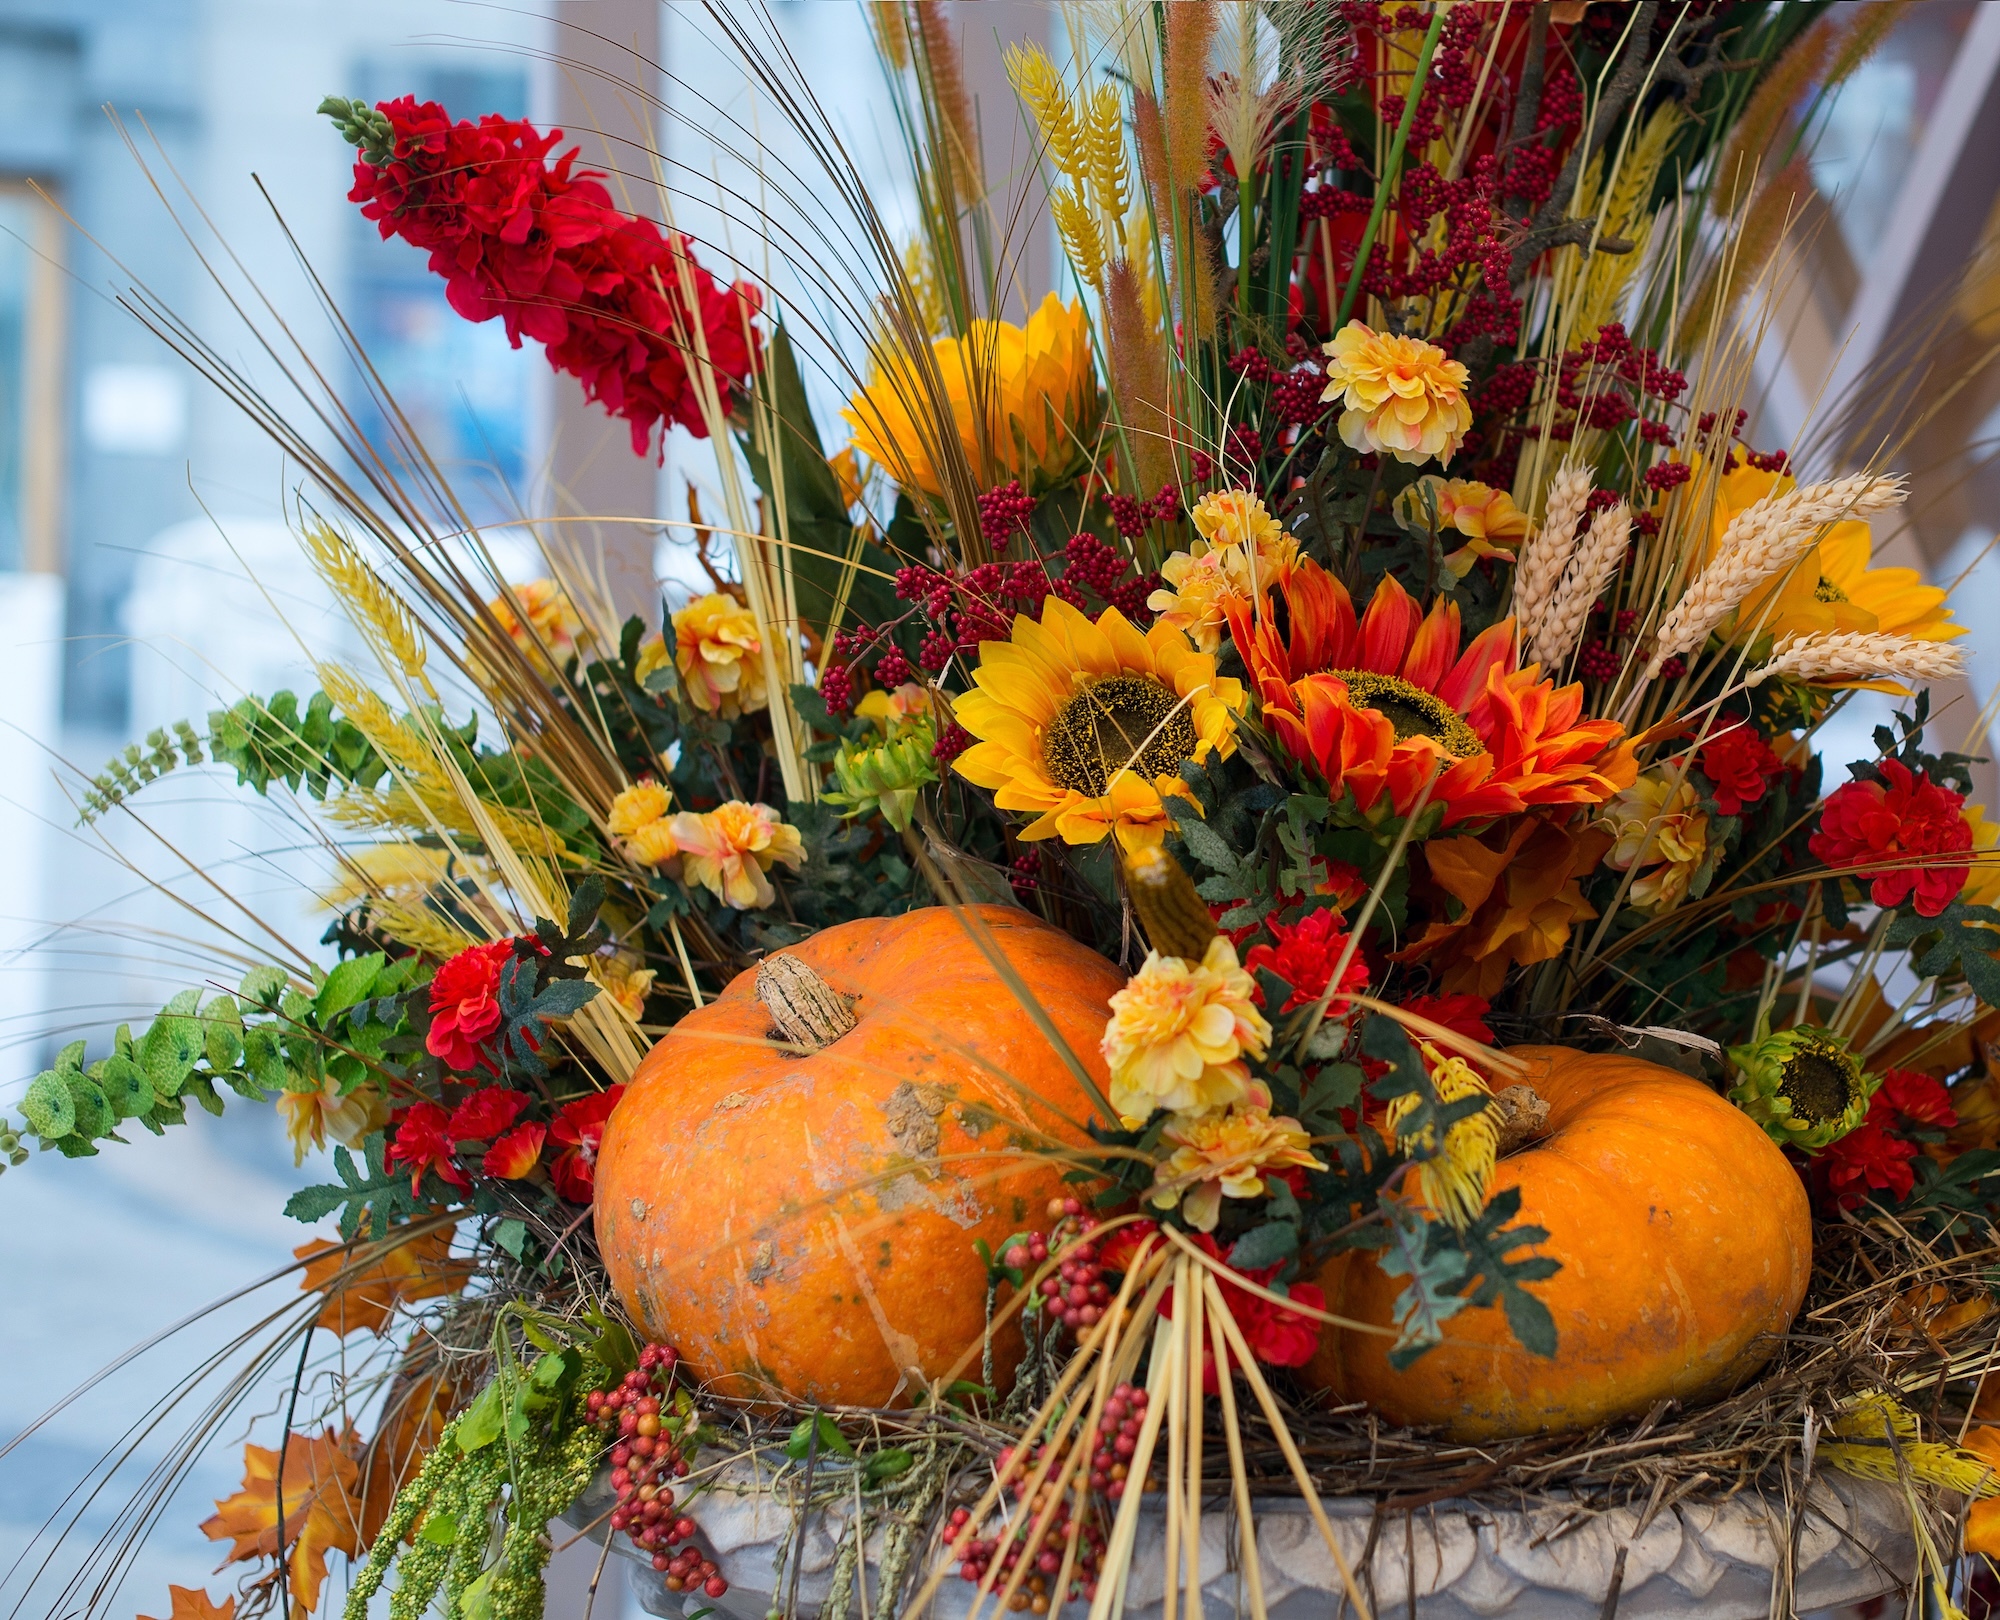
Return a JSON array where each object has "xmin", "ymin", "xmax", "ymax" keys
[
  {"xmin": 1493, "ymin": 1084, "xmax": 1551, "ymax": 1156},
  {"xmin": 757, "ymin": 956, "xmax": 859, "ymax": 1051}
]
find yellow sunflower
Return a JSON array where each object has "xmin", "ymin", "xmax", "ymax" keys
[
  {"xmin": 951, "ymin": 598, "xmax": 1245, "ymax": 850},
  {"xmin": 841, "ymin": 293, "xmax": 1100, "ymax": 499},
  {"xmin": 1707, "ymin": 461, "xmax": 1961, "ymax": 655}
]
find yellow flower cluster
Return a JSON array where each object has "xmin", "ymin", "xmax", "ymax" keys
[
  {"xmin": 672, "ymin": 593, "xmax": 768, "ymax": 718},
  {"xmin": 606, "ymin": 785, "xmax": 804, "ymax": 910},
  {"xmin": 1150, "ymin": 1082, "xmax": 1323, "ymax": 1231},
  {"xmin": 1147, "ymin": 489, "xmax": 1299, "ymax": 653},
  {"xmin": 1385, "ymin": 1049, "xmax": 1498, "ymax": 1231},
  {"xmin": 489, "ymin": 578, "xmax": 587, "ymax": 666},
  {"xmin": 1100, "ymin": 936, "xmax": 1272, "ymax": 1126},
  {"xmin": 1320, "ymin": 319, "xmax": 1471, "ymax": 466},
  {"xmin": 608, "ymin": 780, "xmax": 680, "ymax": 867},
  {"xmin": 1602, "ymin": 771, "xmax": 1711, "ymax": 912}
]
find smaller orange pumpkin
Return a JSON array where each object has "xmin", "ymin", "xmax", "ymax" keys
[
  {"xmin": 1303, "ymin": 1044, "xmax": 1812, "ymax": 1440},
  {"xmin": 593, "ymin": 907, "xmax": 1122, "ymax": 1407}
]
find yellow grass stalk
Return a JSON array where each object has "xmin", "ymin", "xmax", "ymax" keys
[
  {"xmin": 300, "ymin": 521, "xmax": 431, "ymax": 692},
  {"xmin": 1006, "ymin": 44, "xmax": 1086, "ymax": 182},
  {"xmin": 1746, "ymin": 632, "xmax": 1967, "ymax": 690},
  {"xmin": 869, "ymin": 0, "xmax": 910, "ymax": 74},
  {"xmin": 1573, "ymin": 104, "xmax": 1682, "ymax": 340},
  {"xmin": 1052, "ymin": 183, "xmax": 1108, "ymax": 286},
  {"xmin": 1513, "ymin": 461, "xmax": 1593, "ymax": 649},
  {"xmin": 1086, "ymin": 83, "xmax": 1130, "ymax": 224},
  {"xmin": 1205, "ymin": 1305, "xmax": 1267, "ymax": 1620},
  {"xmin": 369, "ymin": 896, "xmax": 478, "ymax": 960}
]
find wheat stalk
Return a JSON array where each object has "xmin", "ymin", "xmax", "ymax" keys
[
  {"xmin": 300, "ymin": 522, "xmax": 429, "ymax": 688},
  {"xmin": 1534, "ymin": 501, "xmax": 1632, "ymax": 667},
  {"xmin": 1514, "ymin": 460, "xmax": 1593, "ymax": 648},
  {"xmin": 1085, "ymin": 82, "xmax": 1130, "ymax": 224},
  {"xmin": 1645, "ymin": 474, "xmax": 1904, "ymax": 677},
  {"xmin": 1746, "ymin": 632, "xmax": 1966, "ymax": 689}
]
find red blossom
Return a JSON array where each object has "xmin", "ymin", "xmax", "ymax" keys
[
  {"xmin": 426, "ymin": 939, "xmax": 514, "ymax": 1073},
  {"xmin": 1809, "ymin": 760, "xmax": 1972, "ymax": 917},
  {"xmin": 1821, "ymin": 1120, "xmax": 1918, "ymax": 1211},
  {"xmin": 548, "ymin": 1086, "xmax": 625, "ymax": 1204},
  {"xmin": 1873, "ymin": 1068, "xmax": 1957, "ymax": 1133},
  {"xmin": 447, "ymin": 1087, "xmax": 528, "ymax": 1143},
  {"xmin": 1698, "ymin": 722, "xmax": 1782, "ymax": 817},
  {"xmin": 384, "ymin": 1101, "xmax": 470, "ymax": 1193},
  {"xmin": 484, "ymin": 1121, "xmax": 548, "ymax": 1180},
  {"xmin": 1156, "ymin": 1233, "xmax": 1327, "ymax": 1389},
  {"xmin": 342, "ymin": 98, "xmax": 762, "ymax": 457},
  {"xmin": 1401, "ymin": 992, "xmax": 1495, "ymax": 1051},
  {"xmin": 1244, "ymin": 907, "xmax": 1370, "ymax": 1013}
]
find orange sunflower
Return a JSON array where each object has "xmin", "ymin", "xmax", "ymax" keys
[{"xmin": 1227, "ymin": 559, "xmax": 1635, "ymax": 827}]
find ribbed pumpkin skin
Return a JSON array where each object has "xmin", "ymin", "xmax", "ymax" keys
[
  {"xmin": 1303, "ymin": 1045, "xmax": 1812, "ymax": 1440},
  {"xmin": 594, "ymin": 906, "xmax": 1122, "ymax": 1407}
]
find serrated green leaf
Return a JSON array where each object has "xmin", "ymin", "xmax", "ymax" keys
[
  {"xmin": 21, "ymin": 1071, "xmax": 75, "ymax": 1138},
  {"xmin": 316, "ymin": 953, "xmax": 386, "ymax": 1022}
]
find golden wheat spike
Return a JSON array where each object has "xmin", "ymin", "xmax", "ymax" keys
[
  {"xmin": 1085, "ymin": 82, "xmax": 1130, "ymax": 225},
  {"xmin": 299, "ymin": 521, "xmax": 428, "ymax": 684},
  {"xmin": 1051, "ymin": 183, "xmax": 1107, "ymax": 285},
  {"xmin": 1006, "ymin": 42, "xmax": 1086, "ymax": 183}
]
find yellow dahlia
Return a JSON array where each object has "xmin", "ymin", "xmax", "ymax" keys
[
  {"xmin": 1706, "ymin": 460, "xmax": 1961, "ymax": 654},
  {"xmin": 1602, "ymin": 771, "xmax": 1711, "ymax": 912},
  {"xmin": 1432, "ymin": 477, "xmax": 1531, "ymax": 577},
  {"xmin": 1149, "ymin": 490, "xmax": 1299, "ymax": 653},
  {"xmin": 840, "ymin": 293, "xmax": 1100, "ymax": 498},
  {"xmin": 669, "ymin": 801, "xmax": 805, "ymax": 909},
  {"xmin": 608, "ymin": 780, "xmax": 679, "ymax": 867},
  {"xmin": 951, "ymin": 597, "xmax": 1246, "ymax": 849},
  {"xmin": 490, "ymin": 578, "xmax": 587, "ymax": 665},
  {"xmin": 1320, "ymin": 319, "xmax": 1472, "ymax": 467},
  {"xmin": 1101, "ymin": 936, "xmax": 1271, "ymax": 1126},
  {"xmin": 1150, "ymin": 1083, "xmax": 1324, "ymax": 1231},
  {"xmin": 672, "ymin": 592, "xmax": 768, "ymax": 718}
]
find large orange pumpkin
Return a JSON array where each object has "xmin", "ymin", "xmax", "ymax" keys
[
  {"xmin": 593, "ymin": 906, "xmax": 1122, "ymax": 1407},
  {"xmin": 1303, "ymin": 1044, "xmax": 1812, "ymax": 1439}
]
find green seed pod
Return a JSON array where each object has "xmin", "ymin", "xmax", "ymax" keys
[
  {"xmin": 823, "ymin": 727, "xmax": 940, "ymax": 833},
  {"xmin": 1727, "ymin": 1025, "xmax": 1877, "ymax": 1151}
]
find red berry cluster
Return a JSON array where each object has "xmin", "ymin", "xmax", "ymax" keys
[
  {"xmin": 979, "ymin": 481, "xmax": 1038, "ymax": 548},
  {"xmin": 1024, "ymin": 1198, "xmax": 1113, "ymax": 1335},
  {"xmin": 1085, "ymin": 1384, "xmax": 1152, "ymax": 1502},
  {"xmin": 819, "ymin": 663, "xmax": 854, "ymax": 714},
  {"xmin": 1105, "ymin": 485, "xmax": 1183, "ymax": 541},
  {"xmin": 590, "ymin": 1345, "xmax": 728, "ymax": 1598},
  {"xmin": 930, "ymin": 722, "xmax": 973, "ymax": 767}
]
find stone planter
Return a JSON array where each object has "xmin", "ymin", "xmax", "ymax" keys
[{"xmin": 572, "ymin": 1457, "xmax": 1914, "ymax": 1620}]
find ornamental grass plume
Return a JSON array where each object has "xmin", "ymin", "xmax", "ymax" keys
[
  {"xmin": 1532, "ymin": 500, "xmax": 1631, "ymax": 667},
  {"xmin": 1646, "ymin": 473, "xmax": 1905, "ymax": 678},
  {"xmin": 1746, "ymin": 632, "xmax": 1966, "ymax": 691},
  {"xmin": 1513, "ymin": 461, "xmax": 1593, "ymax": 650},
  {"xmin": 1319, "ymin": 320, "xmax": 1472, "ymax": 466}
]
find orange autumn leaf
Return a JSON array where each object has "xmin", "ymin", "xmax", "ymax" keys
[
  {"xmin": 1964, "ymin": 1426, "xmax": 2000, "ymax": 1557},
  {"xmin": 200, "ymin": 1429, "xmax": 363, "ymax": 1620},
  {"xmin": 294, "ymin": 1223, "xmax": 471, "ymax": 1337},
  {"xmin": 139, "ymin": 1587, "xmax": 236, "ymax": 1620}
]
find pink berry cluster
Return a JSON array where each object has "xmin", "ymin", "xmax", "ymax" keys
[
  {"xmin": 1003, "ymin": 1198, "xmax": 1112, "ymax": 1335},
  {"xmin": 1085, "ymin": 1383, "xmax": 1152, "ymax": 1502},
  {"xmin": 589, "ymin": 1344, "xmax": 728, "ymax": 1598}
]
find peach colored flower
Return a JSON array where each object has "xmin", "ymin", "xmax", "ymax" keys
[
  {"xmin": 1430, "ymin": 477, "xmax": 1531, "ymax": 577},
  {"xmin": 634, "ymin": 633, "xmax": 674, "ymax": 688},
  {"xmin": 1149, "ymin": 490, "xmax": 1299, "ymax": 653},
  {"xmin": 490, "ymin": 578, "xmax": 587, "ymax": 665},
  {"xmin": 670, "ymin": 800, "xmax": 806, "ymax": 909},
  {"xmin": 1321, "ymin": 319, "xmax": 1471, "ymax": 466},
  {"xmin": 597, "ymin": 952, "xmax": 657, "ymax": 1019},
  {"xmin": 1150, "ymin": 1084, "xmax": 1323, "ymax": 1231},
  {"xmin": 608, "ymin": 780, "xmax": 679, "ymax": 866},
  {"xmin": 856, "ymin": 682, "xmax": 931, "ymax": 733},
  {"xmin": 1602, "ymin": 771, "xmax": 1711, "ymax": 912},
  {"xmin": 277, "ymin": 1078, "xmax": 389, "ymax": 1166},
  {"xmin": 1101, "ymin": 936, "xmax": 1272, "ymax": 1126},
  {"xmin": 673, "ymin": 592, "xmax": 768, "ymax": 717},
  {"xmin": 1190, "ymin": 488, "xmax": 1288, "ymax": 554}
]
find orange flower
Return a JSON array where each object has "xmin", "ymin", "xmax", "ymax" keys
[
  {"xmin": 1964, "ymin": 1425, "xmax": 2000, "ymax": 1556},
  {"xmin": 669, "ymin": 800, "xmax": 805, "ymax": 908},
  {"xmin": 1430, "ymin": 477, "xmax": 1530, "ymax": 577},
  {"xmin": 1320, "ymin": 319, "xmax": 1471, "ymax": 465},
  {"xmin": 1229, "ymin": 559, "xmax": 1635, "ymax": 828},
  {"xmin": 201, "ymin": 1429, "xmax": 364, "ymax": 1620},
  {"xmin": 292, "ymin": 1223, "xmax": 471, "ymax": 1338},
  {"xmin": 1393, "ymin": 817, "xmax": 1614, "ymax": 997}
]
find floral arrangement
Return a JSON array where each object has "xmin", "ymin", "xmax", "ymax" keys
[{"xmin": 15, "ymin": 6, "xmax": 2000, "ymax": 1620}]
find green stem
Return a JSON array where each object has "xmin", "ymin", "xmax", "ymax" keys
[{"xmin": 1335, "ymin": 6, "xmax": 1448, "ymax": 330}]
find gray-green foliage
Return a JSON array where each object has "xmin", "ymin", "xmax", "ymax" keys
[{"xmin": 16, "ymin": 954, "xmax": 422, "ymax": 1160}]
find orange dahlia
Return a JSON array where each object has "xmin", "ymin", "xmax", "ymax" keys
[{"xmin": 1227, "ymin": 559, "xmax": 1635, "ymax": 827}]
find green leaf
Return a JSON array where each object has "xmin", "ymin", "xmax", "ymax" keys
[
  {"xmin": 862, "ymin": 1447, "xmax": 915, "ymax": 1486},
  {"xmin": 494, "ymin": 1217, "xmax": 529, "ymax": 1260},
  {"xmin": 455, "ymin": 1382, "xmax": 506, "ymax": 1453},
  {"xmin": 21, "ymin": 1071, "xmax": 75, "ymax": 1138},
  {"xmin": 316, "ymin": 952, "xmax": 386, "ymax": 1022},
  {"xmin": 138, "ymin": 1013, "xmax": 203, "ymax": 1094},
  {"xmin": 96, "ymin": 1054, "xmax": 155, "ymax": 1120},
  {"xmin": 203, "ymin": 996, "xmax": 244, "ymax": 1071},
  {"xmin": 1227, "ymin": 1221, "xmax": 1299, "ymax": 1271},
  {"xmin": 64, "ymin": 1071, "xmax": 113, "ymax": 1140},
  {"xmin": 783, "ymin": 1413, "xmax": 855, "ymax": 1461},
  {"xmin": 417, "ymin": 1510, "xmax": 458, "ymax": 1546},
  {"xmin": 239, "ymin": 965, "xmax": 287, "ymax": 1007}
]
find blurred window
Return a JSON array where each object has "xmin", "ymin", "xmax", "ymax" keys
[{"xmin": 346, "ymin": 63, "xmax": 540, "ymax": 527}]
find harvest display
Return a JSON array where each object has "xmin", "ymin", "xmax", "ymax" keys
[{"xmin": 13, "ymin": 5, "xmax": 2000, "ymax": 1620}]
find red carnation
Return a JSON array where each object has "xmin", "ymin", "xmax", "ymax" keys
[
  {"xmin": 1875, "ymin": 1067, "xmax": 1957, "ymax": 1133},
  {"xmin": 1698, "ymin": 722, "xmax": 1782, "ymax": 816},
  {"xmin": 426, "ymin": 939, "xmax": 515, "ymax": 1073},
  {"xmin": 548, "ymin": 1086, "xmax": 625, "ymax": 1203},
  {"xmin": 385, "ymin": 1100, "xmax": 470, "ymax": 1193},
  {"xmin": 1244, "ymin": 907, "xmax": 1370, "ymax": 1013},
  {"xmin": 447, "ymin": 1086, "xmax": 528, "ymax": 1143},
  {"xmin": 1402, "ymin": 992, "xmax": 1495, "ymax": 1051},
  {"xmin": 1821, "ymin": 1119, "xmax": 1918, "ymax": 1211},
  {"xmin": 341, "ymin": 97, "xmax": 762, "ymax": 457},
  {"xmin": 1809, "ymin": 759, "xmax": 1972, "ymax": 917}
]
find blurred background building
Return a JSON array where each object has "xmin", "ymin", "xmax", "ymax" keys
[{"xmin": 0, "ymin": 1, "xmax": 1993, "ymax": 1617}]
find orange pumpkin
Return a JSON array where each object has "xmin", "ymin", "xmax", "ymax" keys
[
  {"xmin": 593, "ymin": 906, "xmax": 1122, "ymax": 1407},
  {"xmin": 1304, "ymin": 1044, "xmax": 1812, "ymax": 1439}
]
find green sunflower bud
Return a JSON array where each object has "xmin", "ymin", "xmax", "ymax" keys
[
  {"xmin": 1726, "ymin": 1025, "xmax": 1877, "ymax": 1151},
  {"xmin": 822, "ymin": 727, "xmax": 940, "ymax": 833}
]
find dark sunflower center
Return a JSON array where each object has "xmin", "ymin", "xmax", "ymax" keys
[
  {"xmin": 1043, "ymin": 674, "xmax": 1197, "ymax": 796},
  {"xmin": 1331, "ymin": 670, "xmax": 1483, "ymax": 759},
  {"xmin": 1778, "ymin": 1043, "xmax": 1859, "ymax": 1124},
  {"xmin": 1814, "ymin": 576, "xmax": 1849, "ymax": 604}
]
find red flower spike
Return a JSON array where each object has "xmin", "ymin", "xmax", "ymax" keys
[
  {"xmin": 342, "ymin": 98, "xmax": 762, "ymax": 458},
  {"xmin": 1809, "ymin": 759, "xmax": 1972, "ymax": 918}
]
